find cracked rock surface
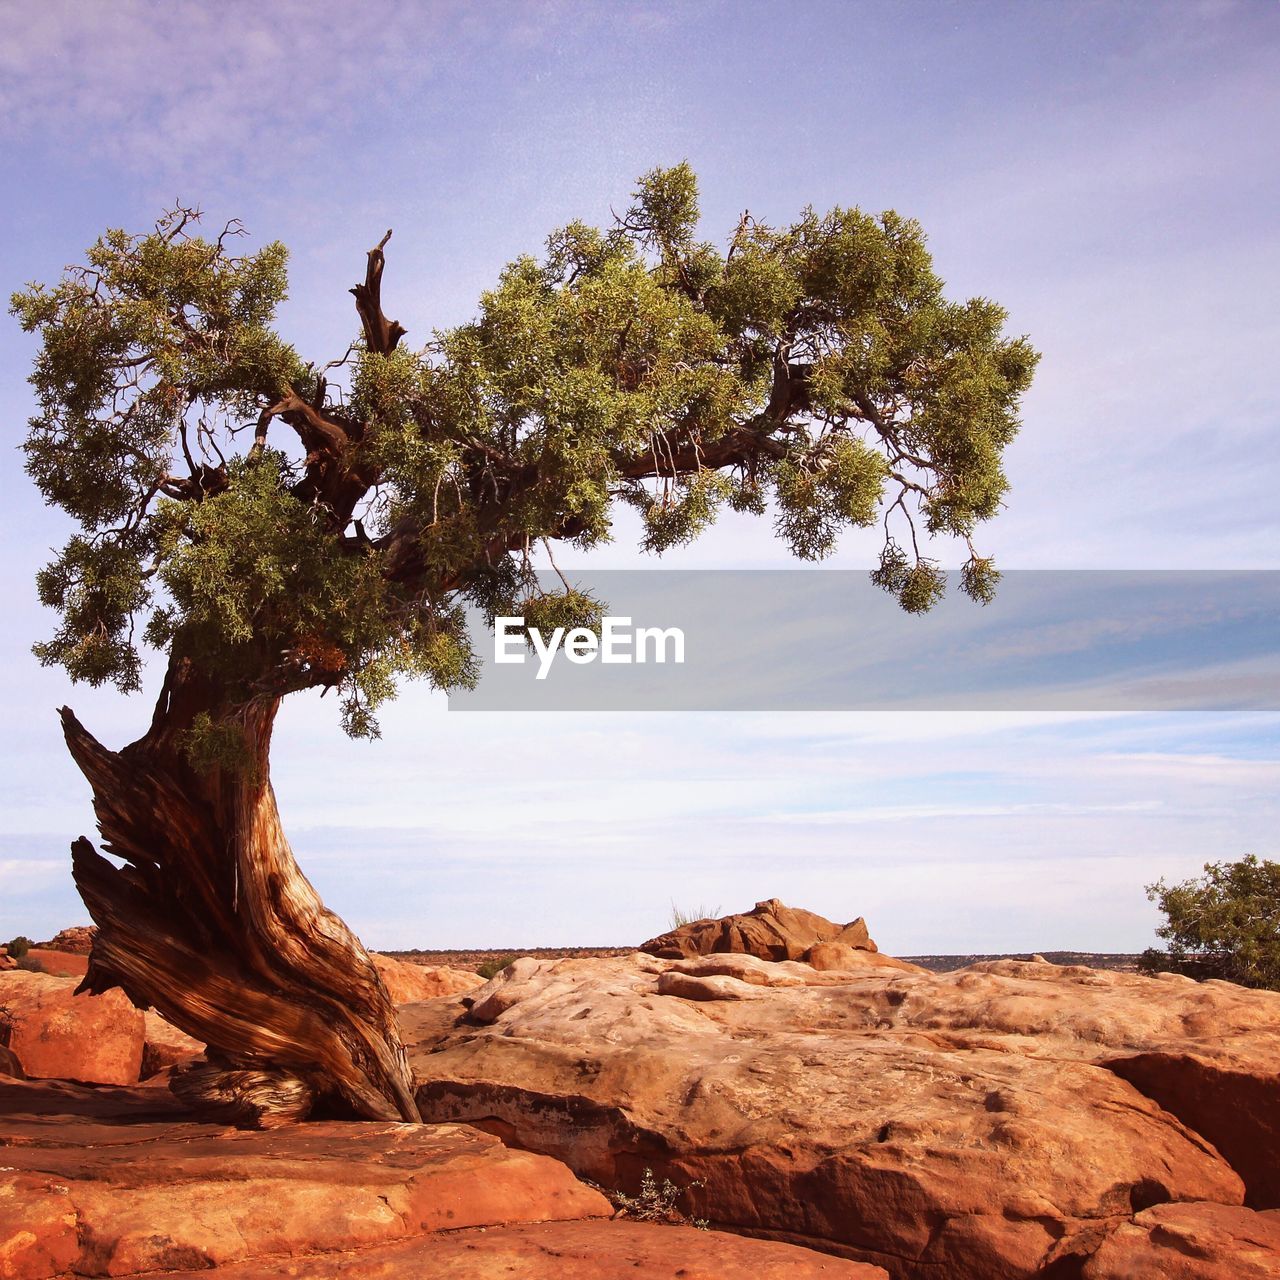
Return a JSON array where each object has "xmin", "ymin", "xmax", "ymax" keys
[
  {"xmin": 0, "ymin": 1078, "xmax": 884, "ymax": 1279},
  {"xmin": 408, "ymin": 951, "xmax": 1280, "ymax": 1279}
]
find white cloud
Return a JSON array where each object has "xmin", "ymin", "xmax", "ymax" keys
[{"xmin": 0, "ymin": 1, "xmax": 476, "ymax": 171}]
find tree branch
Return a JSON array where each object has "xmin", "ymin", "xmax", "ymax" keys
[{"xmin": 350, "ymin": 230, "xmax": 407, "ymax": 356}]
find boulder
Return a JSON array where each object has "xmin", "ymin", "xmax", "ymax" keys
[
  {"xmin": 0, "ymin": 970, "xmax": 144, "ymax": 1085},
  {"xmin": 141, "ymin": 1010, "xmax": 204, "ymax": 1078},
  {"xmin": 409, "ymin": 951, "xmax": 1280, "ymax": 1279},
  {"xmin": 149, "ymin": 1219, "xmax": 890, "ymax": 1279},
  {"xmin": 1079, "ymin": 1202, "xmax": 1280, "ymax": 1278},
  {"xmin": 372, "ymin": 953, "xmax": 484, "ymax": 1004},
  {"xmin": 640, "ymin": 898, "xmax": 878, "ymax": 962},
  {"xmin": 0, "ymin": 1077, "xmax": 610, "ymax": 1280},
  {"xmin": 803, "ymin": 941, "xmax": 925, "ymax": 973}
]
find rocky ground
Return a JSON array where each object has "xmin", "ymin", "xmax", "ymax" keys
[{"xmin": 2, "ymin": 901, "xmax": 1278, "ymax": 1279}]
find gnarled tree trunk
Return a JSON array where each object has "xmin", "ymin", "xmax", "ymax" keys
[{"xmin": 61, "ymin": 654, "xmax": 420, "ymax": 1127}]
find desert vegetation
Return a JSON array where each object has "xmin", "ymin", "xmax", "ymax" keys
[{"xmin": 1140, "ymin": 854, "xmax": 1280, "ymax": 990}]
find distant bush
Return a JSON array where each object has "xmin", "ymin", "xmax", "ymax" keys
[
  {"xmin": 476, "ymin": 955, "xmax": 517, "ymax": 980},
  {"xmin": 1140, "ymin": 855, "xmax": 1280, "ymax": 990},
  {"xmin": 15, "ymin": 955, "xmax": 45, "ymax": 973},
  {"xmin": 5, "ymin": 936, "xmax": 31, "ymax": 959},
  {"xmin": 668, "ymin": 901, "xmax": 720, "ymax": 930}
]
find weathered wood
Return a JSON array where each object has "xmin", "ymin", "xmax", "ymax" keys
[{"xmin": 60, "ymin": 654, "xmax": 420, "ymax": 1125}]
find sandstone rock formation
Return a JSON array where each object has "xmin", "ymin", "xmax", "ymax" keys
[
  {"xmin": 803, "ymin": 940, "xmax": 924, "ymax": 973},
  {"xmin": 0, "ymin": 1077, "xmax": 882, "ymax": 1280},
  {"xmin": 372, "ymin": 953, "xmax": 484, "ymax": 1004},
  {"xmin": 0, "ymin": 1076, "xmax": 610, "ymax": 1279},
  {"xmin": 6, "ymin": 909, "xmax": 1278, "ymax": 1279},
  {"xmin": 1076, "ymin": 1202, "xmax": 1280, "ymax": 1278},
  {"xmin": 641, "ymin": 897, "xmax": 877, "ymax": 961},
  {"xmin": 34, "ymin": 925, "xmax": 95, "ymax": 955},
  {"xmin": 149, "ymin": 1219, "xmax": 889, "ymax": 1278},
  {"xmin": 408, "ymin": 950, "xmax": 1280, "ymax": 1280},
  {"xmin": 0, "ymin": 969, "xmax": 144, "ymax": 1085}
]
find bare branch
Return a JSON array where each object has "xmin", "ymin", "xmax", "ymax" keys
[{"xmin": 350, "ymin": 230, "xmax": 407, "ymax": 356}]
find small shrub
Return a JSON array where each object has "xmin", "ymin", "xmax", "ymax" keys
[
  {"xmin": 15, "ymin": 956, "xmax": 45, "ymax": 973},
  {"xmin": 602, "ymin": 1167, "xmax": 708, "ymax": 1228},
  {"xmin": 669, "ymin": 901, "xmax": 720, "ymax": 930},
  {"xmin": 5, "ymin": 936, "xmax": 31, "ymax": 959},
  {"xmin": 476, "ymin": 954, "xmax": 517, "ymax": 980}
]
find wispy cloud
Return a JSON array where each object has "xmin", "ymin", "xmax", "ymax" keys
[{"xmin": 0, "ymin": 1, "xmax": 479, "ymax": 172}]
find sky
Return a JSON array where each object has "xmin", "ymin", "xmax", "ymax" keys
[{"xmin": 1, "ymin": 0, "xmax": 1278, "ymax": 952}]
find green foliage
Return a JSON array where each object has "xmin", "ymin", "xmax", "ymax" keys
[
  {"xmin": 871, "ymin": 543, "xmax": 947, "ymax": 614},
  {"xmin": 619, "ymin": 162, "xmax": 701, "ymax": 253},
  {"xmin": 475, "ymin": 954, "xmax": 518, "ymax": 980},
  {"xmin": 5, "ymin": 936, "xmax": 31, "ymax": 959},
  {"xmin": 33, "ymin": 534, "xmax": 150, "ymax": 690},
  {"xmin": 773, "ymin": 437, "xmax": 887, "ymax": 560},
  {"xmin": 14, "ymin": 173, "xmax": 1037, "ymax": 736},
  {"xmin": 183, "ymin": 711, "xmax": 257, "ymax": 779},
  {"xmin": 633, "ymin": 471, "xmax": 734, "ymax": 554},
  {"xmin": 1140, "ymin": 855, "xmax": 1280, "ymax": 990},
  {"xmin": 520, "ymin": 589, "xmax": 603, "ymax": 637},
  {"xmin": 960, "ymin": 555, "xmax": 1001, "ymax": 605}
]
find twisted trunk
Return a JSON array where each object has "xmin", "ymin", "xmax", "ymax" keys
[{"xmin": 61, "ymin": 654, "xmax": 420, "ymax": 1127}]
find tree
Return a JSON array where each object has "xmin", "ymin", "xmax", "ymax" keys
[
  {"xmin": 12, "ymin": 165, "xmax": 1037, "ymax": 1125},
  {"xmin": 1140, "ymin": 855, "xmax": 1280, "ymax": 990}
]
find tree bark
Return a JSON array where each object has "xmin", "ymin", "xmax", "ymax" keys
[{"xmin": 60, "ymin": 654, "xmax": 420, "ymax": 1127}]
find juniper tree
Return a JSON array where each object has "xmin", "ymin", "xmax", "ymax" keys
[
  {"xmin": 1141, "ymin": 856, "xmax": 1280, "ymax": 990},
  {"xmin": 13, "ymin": 166, "xmax": 1037, "ymax": 1124}
]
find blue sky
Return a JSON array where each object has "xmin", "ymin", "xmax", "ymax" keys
[{"xmin": 1, "ymin": 1, "xmax": 1278, "ymax": 951}]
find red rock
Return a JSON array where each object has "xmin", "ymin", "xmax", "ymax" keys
[
  {"xmin": 24, "ymin": 949, "xmax": 88, "ymax": 978},
  {"xmin": 641, "ymin": 898, "xmax": 877, "ymax": 962},
  {"xmin": 804, "ymin": 941, "xmax": 925, "ymax": 973},
  {"xmin": 141, "ymin": 1009, "xmax": 203, "ymax": 1077},
  {"xmin": 1107, "ymin": 1049, "xmax": 1280, "ymax": 1209},
  {"xmin": 0, "ymin": 971, "xmax": 143, "ymax": 1085},
  {"xmin": 409, "ymin": 952, "xmax": 1276, "ymax": 1279},
  {"xmin": 372, "ymin": 953, "xmax": 483, "ymax": 1004},
  {"xmin": 34, "ymin": 925, "xmax": 96, "ymax": 955},
  {"xmin": 0, "ymin": 1181, "xmax": 78, "ymax": 1280},
  {"xmin": 152, "ymin": 1218, "xmax": 889, "ymax": 1278},
  {"xmin": 0, "ymin": 1078, "xmax": 609, "ymax": 1279},
  {"xmin": 1080, "ymin": 1202, "xmax": 1280, "ymax": 1278}
]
